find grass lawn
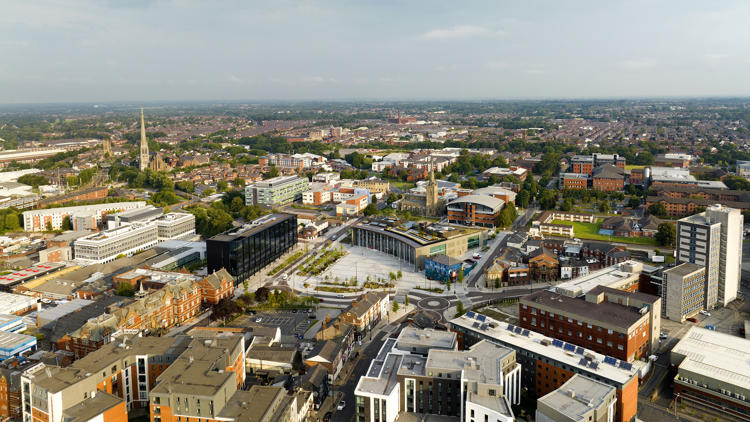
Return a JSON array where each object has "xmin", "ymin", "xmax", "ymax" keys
[
  {"xmin": 550, "ymin": 219, "xmax": 659, "ymax": 246},
  {"xmin": 389, "ymin": 180, "xmax": 416, "ymax": 191},
  {"xmin": 625, "ymin": 164, "xmax": 647, "ymax": 170}
]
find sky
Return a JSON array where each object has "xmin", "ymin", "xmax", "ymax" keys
[{"xmin": 1, "ymin": 0, "xmax": 750, "ymax": 103}]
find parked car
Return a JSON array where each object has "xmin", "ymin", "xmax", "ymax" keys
[
  {"xmin": 705, "ymin": 324, "xmax": 716, "ymax": 331},
  {"xmin": 659, "ymin": 332, "xmax": 668, "ymax": 340},
  {"xmin": 473, "ymin": 253, "xmax": 481, "ymax": 259},
  {"xmin": 687, "ymin": 317, "xmax": 698, "ymax": 323},
  {"xmin": 323, "ymin": 412, "xmax": 333, "ymax": 421},
  {"xmin": 255, "ymin": 318, "xmax": 262, "ymax": 323},
  {"xmin": 700, "ymin": 310, "xmax": 711, "ymax": 317},
  {"xmin": 337, "ymin": 401, "xmax": 346, "ymax": 410}
]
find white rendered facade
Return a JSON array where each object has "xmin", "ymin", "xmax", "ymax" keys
[
  {"xmin": 73, "ymin": 223, "xmax": 158, "ymax": 264},
  {"xmin": 22, "ymin": 202, "xmax": 147, "ymax": 232}
]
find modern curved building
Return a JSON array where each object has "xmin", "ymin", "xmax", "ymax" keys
[
  {"xmin": 446, "ymin": 194, "xmax": 504, "ymax": 227},
  {"xmin": 351, "ymin": 218, "xmax": 486, "ymax": 270}
]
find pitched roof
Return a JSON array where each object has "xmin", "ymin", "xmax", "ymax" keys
[
  {"xmin": 202, "ymin": 268, "xmax": 232, "ymax": 289},
  {"xmin": 592, "ymin": 164, "xmax": 625, "ymax": 179}
]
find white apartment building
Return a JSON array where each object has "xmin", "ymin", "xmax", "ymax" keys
[
  {"xmin": 677, "ymin": 205, "xmax": 743, "ymax": 308},
  {"xmin": 244, "ymin": 175, "xmax": 309, "ymax": 206},
  {"xmin": 153, "ymin": 212, "xmax": 196, "ymax": 241},
  {"xmin": 22, "ymin": 202, "xmax": 147, "ymax": 232},
  {"xmin": 663, "ymin": 262, "xmax": 706, "ymax": 322},
  {"xmin": 74, "ymin": 223, "xmax": 158, "ymax": 264}
]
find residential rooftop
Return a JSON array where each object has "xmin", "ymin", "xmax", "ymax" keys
[
  {"xmin": 537, "ymin": 374, "xmax": 616, "ymax": 422},
  {"xmin": 449, "ymin": 313, "xmax": 640, "ymax": 386}
]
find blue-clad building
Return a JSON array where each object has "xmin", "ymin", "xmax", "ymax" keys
[
  {"xmin": 0, "ymin": 331, "xmax": 36, "ymax": 361},
  {"xmin": 0, "ymin": 314, "xmax": 25, "ymax": 333},
  {"xmin": 425, "ymin": 254, "xmax": 464, "ymax": 282}
]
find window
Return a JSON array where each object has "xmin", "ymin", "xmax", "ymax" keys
[{"xmin": 488, "ymin": 389, "xmax": 496, "ymax": 396}]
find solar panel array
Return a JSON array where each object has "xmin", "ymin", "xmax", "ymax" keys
[
  {"xmin": 563, "ymin": 343, "xmax": 576, "ymax": 352},
  {"xmin": 466, "ymin": 311, "xmax": 476, "ymax": 318},
  {"xmin": 476, "ymin": 314, "xmax": 486, "ymax": 322},
  {"xmin": 473, "ymin": 322, "xmax": 480, "ymax": 328},
  {"xmin": 589, "ymin": 361, "xmax": 599, "ymax": 369},
  {"xmin": 604, "ymin": 356, "xmax": 618, "ymax": 366},
  {"xmin": 521, "ymin": 329, "xmax": 530, "ymax": 337},
  {"xmin": 619, "ymin": 361, "xmax": 633, "ymax": 371},
  {"xmin": 575, "ymin": 347, "xmax": 584, "ymax": 355},
  {"xmin": 480, "ymin": 323, "xmax": 488, "ymax": 331},
  {"xmin": 552, "ymin": 339, "xmax": 564, "ymax": 348},
  {"xmin": 506, "ymin": 324, "xmax": 515, "ymax": 331},
  {"xmin": 514, "ymin": 327, "xmax": 522, "ymax": 334}
]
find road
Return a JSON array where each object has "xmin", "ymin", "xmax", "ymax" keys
[
  {"xmin": 333, "ymin": 330, "xmax": 386, "ymax": 421},
  {"xmin": 467, "ymin": 207, "xmax": 536, "ymax": 287}
]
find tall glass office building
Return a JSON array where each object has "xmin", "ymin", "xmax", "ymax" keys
[{"xmin": 206, "ymin": 213, "xmax": 298, "ymax": 285}]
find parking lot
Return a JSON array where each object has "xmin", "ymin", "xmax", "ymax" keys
[{"xmin": 231, "ymin": 309, "xmax": 317, "ymax": 340}]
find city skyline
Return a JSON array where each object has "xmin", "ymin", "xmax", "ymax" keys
[{"xmin": 2, "ymin": 0, "xmax": 750, "ymax": 103}]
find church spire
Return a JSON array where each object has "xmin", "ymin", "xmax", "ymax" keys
[{"xmin": 139, "ymin": 107, "xmax": 150, "ymax": 171}]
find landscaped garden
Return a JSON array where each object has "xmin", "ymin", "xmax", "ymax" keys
[{"xmin": 298, "ymin": 247, "xmax": 347, "ymax": 276}]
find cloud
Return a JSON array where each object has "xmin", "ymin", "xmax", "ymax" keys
[
  {"xmin": 621, "ymin": 59, "xmax": 656, "ymax": 70},
  {"xmin": 229, "ymin": 75, "xmax": 246, "ymax": 85},
  {"xmin": 421, "ymin": 25, "xmax": 502, "ymax": 40},
  {"xmin": 487, "ymin": 60, "xmax": 508, "ymax": 70}
]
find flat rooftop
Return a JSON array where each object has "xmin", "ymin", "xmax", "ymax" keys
[
  {"xmin": 671, "ymin": 326, "xmax": 750, "ymax": 391},
  {"xmin": 553, "ymin": 261, "xmax": 642, "ymax": 298},
  {"xmin": 209, "ymin": 213, "xmax": 293, "ymax": 242},
  {"xmin": 426, "ymin": 340, "xmax": 513, "ymax": 385},
  {"xmin": 0, "ymin": 263, "xmax": 65, "ymax": 287},
  {"xmin": 664, "ymin": 262, "xmax": 705, "ymax": 277},
  {"xmin": 537, "ymin": 374, "xmax": 616, "ymax": 422},
  {"xmin": 522, "ymin": 290, "xmax": 647, "ymax": 330},
  {"xmin": 396, "ymin": 327, "xmax": 456, "ymax": 351},
  {"xmin": 450, "ymin": 313, "xmax": 640, "ymax": 386},
  {"xmin": 0, "ymin": 330, "xmax": 36, "ymax": 352}
]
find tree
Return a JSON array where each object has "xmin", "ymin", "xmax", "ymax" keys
[
  {"xmin": 455, "ymin": 300, "xmax": 465, "ymax": 317},
  {"xmin": 263, "ymin": 165, "xmax": 280, "ymax": 179},
  {"xmin": 234, "ymin": 177, "xmax": 245, "ymax": 187},
  {"xmin": 61, "ymin": 216, "xmax": 72, "ymax": 231},
  {"xmin": 628, "ymin": 196, "xmax": 641, "ymax": 209},
  {"xmin": 217, "ymin": 180, "xmax": 229, "ymax": 192},
  {"xmin": 4, "ymin": 214, "xmax": 19, "ymax": 231},
  {"xmin": 392, "ymin": 301, "xmax": 399, "ymax": 313},
  {"xmin": 539, "ymin": 189, "xmax": 557, "ymax": 210},
  {"xmin": 598, "ymin": 201, "xmax": 610, "ymax": 213},
  {"xmin": 405, "ymin": 294, "xmax": 409, "ymax": 306},
  {"xmin": 516, "ymin": 190, "xmax": 530, "ymax": 208},
  {"xmin": 446, "ymin": 280, "xmax": 451, "ymax": 291},
  {"xmin": 17, "ymin": 174, "xmax": 49, "ymax": 188},
  {"xmin": 457, "ymin": 270, "xmax": 464, "ymax": 284},
  {"xmin": 45, "ymin": 221, "xmax": 53, "ymax": 232},
  {"xmin": 648, "ymin": 203, "xmax": 668, "ymax": 218},
  {"xmin": 397, "ymin": 270, "xmax": 402, "ymax": 279},
  {"xmin": 115, "ymin": 283, "xmax": 135, "ymax": 297},
  {"xmin": 655, "ymin": 223, "xmax": 676, "ymax": 246},
  {"xmin": 255, "ymin": 287, "xmax": 270, "ymax": 303},
  {"xmin": 363, "ymin": 203, "xmax": 378, "ymax": 216},
  {"xmin": 497, "ymin": 202, "xmax": 518, "ymax": 227},
  {"xmin": 559, "ymin": 198, "xmax": 573, "ymax": 212}
]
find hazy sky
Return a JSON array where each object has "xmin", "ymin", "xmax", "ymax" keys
[{"xmin": 2, "ymin": 0, "xmax": 750, "ymax": 103}]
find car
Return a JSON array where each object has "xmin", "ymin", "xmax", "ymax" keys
[
  {"xmin": 705, "ymin": 324, "xmax": 716, "ymax": 331},
  {"xmin": 307, "ymin": 308, "xmax": 313, "ymax": 313},
  {"xmin": 309, "ymin": 314, "xmax": 316, "ymax": 319},
  {"xmin": 687, "ymin": 317, "xmax": 698, "ymax": 323},
  {"xmin": 700, "ymin": 310, "xmax": 711, "ymax": 316},
  {"xmin": 255, "ymin": 318, "xmax": 262, "ymax": 323},
  {"xmin": 323, "ymin": 412, "xmax": 333, "ymax": 421},
  {"xmin": 659, "ymin": 332, "xmax": 668, "ymax": 340},
  {"xmin": 473, "ymin": 253, "xmax": 481, "ymax": 259},
  {"xmin": 292, "ymin": 309, "xmax": 297, "ymax": 313},
  {"xmin": 337, "ymin": 294, "xmax": 345, "ymax": 298},
  {"xmin": 281, "ymin": 273, "xmax": 288, "ymax": 280},
  {"xmin": 336, "ymin": 400, "xmax": 346, "ymax": 410}
]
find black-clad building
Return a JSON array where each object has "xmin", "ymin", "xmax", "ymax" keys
[{"xmin": 206, "ymin": 213, "xmax": 298, "ymax": 285}]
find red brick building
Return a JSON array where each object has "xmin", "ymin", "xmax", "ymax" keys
[
  {"xmin": 518, "ymin": 286, "xmax": 660, "ymax": 362},
  {"xmin": 198, "ymin": 268, "xmax": 234, "ymax": 304},
  {"xmin": 592, "ymin": 164, "xmax": 625, "ymax": 192},
  {"xmin": 561, "ymin": 173, "xmax": 589, "ymax": 189},
  {"xmin": 37, "ymin": 186, "xmax": 109, "ymax": 208},
  {"xmin": 57, "ymin": 275, "xmax": 209, "ymax": 359}
]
